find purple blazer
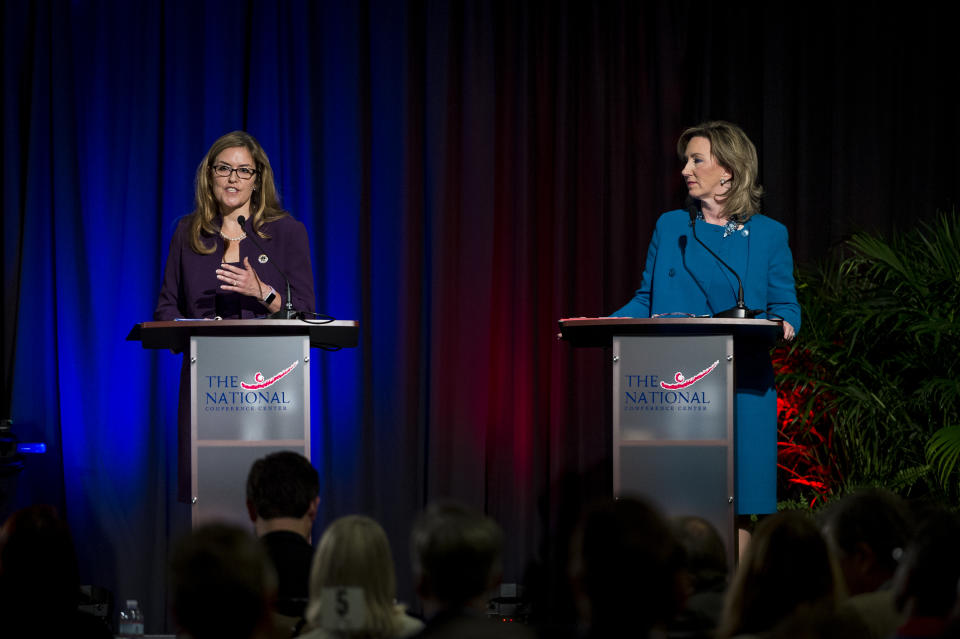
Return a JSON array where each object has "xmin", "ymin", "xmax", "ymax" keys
[
  {"xmin": 154, "ymin": 214, "xmax": 316, "ymax": 320},
  {"xmin": 155, "ymin": 213, "xmax": 316, "ymax": 502}
]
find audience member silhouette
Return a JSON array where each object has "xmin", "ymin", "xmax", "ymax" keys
[
  {"xmin": 247, "ymin": 451, "xmax": 321, "ymax": 619},
  {"xmin": 891, "ymin": 508, "xmax": 960, "ymax": 639},
  {"xmin": 820, "ymin": 487, "xmax": 914, "ymax": 638},
  {"xmin": 939, "ymin": 574, "xmax": 960, "ymax": 639},
  {"xmin": 0, "ymin": 504, "xmax": 112, "ymax": 638},
  {"xmin": 667, "ymin": 515, "xmax": 729, "ymax": 639},
  {"xmin": 715, "ymin": 511, "xmax": 846, "ymax": 639},
  {"xmin": 569, "ymin": 497, "xmax": 686, "ymax": 639},
  {"xmin": 300, "ymin": 515, "xmax": 423, "ymax": 639},
  {"xmin": 762, "ymin": 600, "xmax": 877, "ymax": 639},
  {"xmin": 411, "ymin": 501, "xmax": 531, "ymax": 639},
  {"xmin": 170, "ymin": 522, "xmax": 278, "ymax": 639}
]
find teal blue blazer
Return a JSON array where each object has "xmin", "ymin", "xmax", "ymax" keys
[{"xmin": 611, "ymin": 209, "xmax": 801, "ymax": 513}]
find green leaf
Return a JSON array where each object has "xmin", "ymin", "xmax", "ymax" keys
[
  {"xmin": 777, "ymin": 210, "xmax": 960, "ymax": 505},
  {"xmin": 927, "ymin": 425, "xmax": 960, "ymax": 487}
]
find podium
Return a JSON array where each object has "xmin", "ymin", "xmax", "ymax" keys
[
  {"xmin": 128, "ymin": 319, "xmax": 358, "ymax": 526},
  {"xmin": 559, "ymin": 317, "xmax": 781, "ymax": 565}
]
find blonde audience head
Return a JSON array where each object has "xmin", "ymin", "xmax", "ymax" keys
[{"xmin": 306, "ymin": 515, "xmax": 405, "ymax": 638}]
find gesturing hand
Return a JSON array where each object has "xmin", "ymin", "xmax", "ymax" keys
[{"xmin": 216, "ymin": 257, "xmax": 263, "ymax": 299}]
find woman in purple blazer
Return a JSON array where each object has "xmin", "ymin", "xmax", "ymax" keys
[
  {"xmin": 155, "ymin": 131, "xmax": 315, "ymax": 321},
  {"xmin": 611, "ymin": 121, "xmax": 800, "ymax": 514},
  {"xmin": 154, "ymin": 131, "xmax": 315, "ymax": 500}
]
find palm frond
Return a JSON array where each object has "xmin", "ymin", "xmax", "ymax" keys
[
  {"xmin": 927, "ymin": 425, "xmax": 960, "ymax": 487},
  {"xmin": 776, "ymin": 210, "xmax": 960, "ymax": 506}
]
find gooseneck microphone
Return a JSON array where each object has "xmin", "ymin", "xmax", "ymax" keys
[
  {"xmin": 687, "ymin": 209, "xmax": 761, "ymax": 319},
  {"xmin": 237, "ymin": 216, "xmax": 298, "ymax": 319}
]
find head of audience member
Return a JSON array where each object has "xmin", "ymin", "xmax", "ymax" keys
[
  {"xmin": 411, "ymin": 501, "xmax": 503, "ymax": 616},
  {"xmin": 570, "ymin": 497, "xmax": 686, "ymax": 637},
  {"xmin": 716, "ymin": 511, "xmax": 841, "ymax": 639},
  {"xmin": 246, "ymin": 451, "xmax": 320, "ymax": 540},
  {"xmin": 672, "ymin": 514, "xmax": 729, "ymax": 594},
  {"xmin": 170, "ymin": 522, "xmax": 278, "ymax": 639},
  {"xmin": 764, "ymin": 600, "xmax": 873, "ymax": 639},
  {"xmin": 0, "ymin": 504, "xmax": 80, "ymax": 616},
  {"xmin": 0, "ymin": 505, "xmax": 112, "ymax": 638},
  {"xmin": 820, "ymin": 487, "xmax": 913, "ymax": 595},
  {"xmin": 306, "ymin": 515, "xmax": 408, "ymax": 637},
  {"xmin": 892, "ymin": 508, "xmax": 960, "ymax": 621}
]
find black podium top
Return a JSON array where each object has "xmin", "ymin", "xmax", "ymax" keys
[
  {"xmin": 127, "ymin": 319, "xmax": 359, "ymax": 351},
  {"xmin": 558, "ymin": 317, "xmax": 782, "ymax": 348}
]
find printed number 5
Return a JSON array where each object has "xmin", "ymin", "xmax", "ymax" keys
[{"xmin": 336, "ymin": 588, "xmax": 349, "ymax": 616}]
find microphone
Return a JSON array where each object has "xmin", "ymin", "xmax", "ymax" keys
[
  {"xmin": 237, "ymin": 216, "xmax": 298, "ymax": 319},
  {"xmin": 687, "ymin": 209, "xmax": 760, "ymax": 319}
]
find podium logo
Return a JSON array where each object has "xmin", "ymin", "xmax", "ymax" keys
[
  {"xmin": 622, "ymin": 361, "xmax": 716, "ymax": 412},
  {"xmin": 203, "ymin": 360, "xmax": 300, "ymax": 412},
  {"xmin": 659, "ymin": 360, "xmax": 718, "ymax": 390},
  {"xmin": 240, "ymin": 361, "xmax": 299, "ymax": 390}
]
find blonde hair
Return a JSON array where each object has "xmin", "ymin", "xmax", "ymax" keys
[
  {"xmin": 188, "ymin": 131, "xmax": 288, "ymax": 255},
  {"xmin": 306, "ymin": 515, "xmax": 404, "ymax": 638},
  {"xmin": 677, "ymin": 120, "xmax": 763, "ymax": 222}
]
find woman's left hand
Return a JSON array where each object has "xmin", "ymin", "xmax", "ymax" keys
[
  {"xmin": 782, "ymin": 320, "xmax": 795, "ymax": 341},
  {"xmin": 217, "ymin": 257, "xmax": 263, "ymax": 299}
]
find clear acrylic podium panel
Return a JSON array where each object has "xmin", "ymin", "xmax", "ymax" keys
[
  {"xmin": 191, "ymin": 335, "xmax": 310, "ymax": 527},
  {"xmin": 195, "ymin": 445, "xmax": 304, "ymax": 527},
  {"xmin": 612, "ymin": 335, "xmax": 735, "ymax": 563},
  {"xmin": 618, "ymin": 445, "xmax": 730, "ymax": 541}
]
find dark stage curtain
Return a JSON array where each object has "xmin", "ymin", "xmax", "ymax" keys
[{"xmin": 3, "ymin": 1, "xmax": 958, "ymax": 631}]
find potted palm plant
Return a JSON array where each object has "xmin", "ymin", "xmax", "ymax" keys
[{"xmin": 775, "ymin": 212, "xmax": 960, "ymax": 509}]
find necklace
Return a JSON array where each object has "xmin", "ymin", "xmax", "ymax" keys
[
  {"xmin": 219, "ymin": 230, "xmax": 246, "ymax": 242},
  {"xmin": 696, "ymin": 210, "xmax": 745, "ymax": 238}
]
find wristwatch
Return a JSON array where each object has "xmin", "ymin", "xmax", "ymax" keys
[{"xmin": 262, "ymin": 287, "xmax": 277, "ymax": 306}]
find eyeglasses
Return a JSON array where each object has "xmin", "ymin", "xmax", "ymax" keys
[{"xmin": 211, "ymin": 164, "xmax": 258, "ymax": 180}]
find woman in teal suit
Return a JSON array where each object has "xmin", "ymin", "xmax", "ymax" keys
[{"xmin": 611, "ymin": 121, "xmax": 800, "ymax": 514}]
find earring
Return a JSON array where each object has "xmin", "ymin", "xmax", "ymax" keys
[{"xmin": 720, "ymin": 177, "xmax": 728, "ymax": 186}]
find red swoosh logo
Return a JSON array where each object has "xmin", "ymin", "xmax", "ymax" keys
[
  {"xmin": 240, "ymin": 360, "xmax": 299, "ymax": 390},
  {"xmin": 659, "ymin": 360, "xmax": 719, "ymax": 390}
]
